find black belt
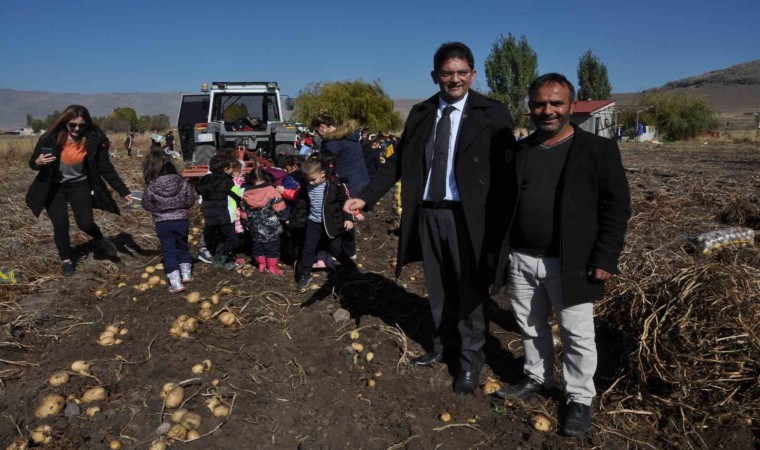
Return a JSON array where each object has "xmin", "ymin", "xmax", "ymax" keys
[{"xmin": 420, "ymin": 200, "xmax": 462, "ymax": 210}]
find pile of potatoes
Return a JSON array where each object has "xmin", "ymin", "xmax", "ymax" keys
[
  {"xmin": 169, "ymin": 315, "xmax": 198, "ymax": 339},
  {"xmin": 191, "ymin": 359, "xmax": 214, "ymax": 374},
  {"xmin": 134, "ymin": 264, "xmax": 166, "ymax": 292},
  {"xmin": 98, "ymin": 322, "xmax": 128, "ymax": 346}
]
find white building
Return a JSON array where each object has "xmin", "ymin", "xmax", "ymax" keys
[{"xmin": 570, "ymin": 100, "xmax": 616, "ymax": 139}]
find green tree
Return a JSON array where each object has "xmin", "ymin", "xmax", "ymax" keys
[
  {"xmin": 577, "ymin": 50, "xmax": 612, "ymax": 100},
  {"xmin": 293, "ymin": 79, "xmax": 402, "ymax": 131},
  {"xmin": 484, "ymin": 33, "xmax": 538, "ymax": 129},
  {"xmin": 150, "ymin": 114, "xmax": 171, "ymax": 131},
  {"xmin": 136, "ymin": 115, "xmax": 151, "ymax": 133},
  {"xmin": 620, "ymin": 92, "xmax": 719, "ymax": 140},
  {"xmin": 111, "ymin": 107, "xmax": 138, "ymax": 131}
]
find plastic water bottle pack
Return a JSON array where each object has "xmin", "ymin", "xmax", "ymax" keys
[{"xmin": 691, "ymin": 227, "xmax": 755, "ymax": 254}]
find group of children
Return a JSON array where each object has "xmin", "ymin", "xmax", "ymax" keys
[{"xmin": 140, "ymin": 146, "xmax": 359, "ymax": 294}]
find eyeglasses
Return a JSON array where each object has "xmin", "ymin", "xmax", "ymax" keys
[
  {"xmin": 67, "ymin": 122, "xmax": 88, "ymax": 130},
  {"xmin": 438, "ymin": 70, "xmax": 472, "ymax": 80}
]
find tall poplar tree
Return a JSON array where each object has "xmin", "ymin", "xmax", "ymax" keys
[
  {"xmin": 577, "ymin": 50, "xmax": 612, "ymax": 100},
  {"xmin": 484, "ymin": 33, "xmax": 538, "ymax": 129}
]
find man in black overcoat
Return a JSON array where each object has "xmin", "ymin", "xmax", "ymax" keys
[
  {"xmin": 490, "ymin": 73, "xmax": 631, "ymax": 437},
  {"xmin": 344, "ymin": 42, "xmax": 515, "ymax": 394}
]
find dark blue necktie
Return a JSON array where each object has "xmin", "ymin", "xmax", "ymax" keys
[{"xmin": 428, "ymin": 105, "xmax": 455, "ymax": 202}]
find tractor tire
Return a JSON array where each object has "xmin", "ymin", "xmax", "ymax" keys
[{"xmin": 194, "ymin": 144, "xmax": 215, "ymax": 165}]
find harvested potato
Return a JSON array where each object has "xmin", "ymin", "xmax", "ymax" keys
[
  {"xmin": 99, "ymin": 335, "xmax": 115, "ymax": 346},
  {"xmin": 198, "ymin": 309, "xmax": 213, "ymax": 320},
  {"xmin": 205, "ymin": 398, "xmax": 220, "ymax": 412},
  {"xmin": 161, "ymin": 382, "xmax": 177, "ymax": 395},
  {"xmin": 166, "ymin": 424, "xmax": 187, "ymax": 440},
  {"xmin": 48, "ymin": 372, "xmax": 70, "ymax": 387},
  {"xmin": 213, "ymin": 404, "xmax": 230, "ymax": 418},
  {"xmin": 481, "ymin": 378, "xmax": 501, "ymax": 395},
  {"xmin": 105, "ymin": 324, "xmax": 119, "ymax": 334},
  {"xmin": 531, "ymin": 413, "xmax": 552, "ymax": 432},
  {"xmin": 349, "ymin": 330, "xmax": 360, "ymax": 340},
  {"xmin": 210, "ymin": 294, "xmax": 220, "ymax": 305},
  {"xmin": 119, "ymin": 328, "xmax": 128, "ymax": 335},
  {"xmin": 351, "ymin": 342, "xmax": 364, "ymax": 353},
  {"xmin": 367, "ymin": 379, "xmax": 376, "ymax": 388},
  {"xmin": 186, "ymin": 292, "xmax": 201, "ymax": 304},
  {"xmin": 365, "ymin": 352, "xmax": 374, "ymax": 362},
  {"xmin": 117, "ymin": 282, "xmax": 126, "ymax": 288},
  {"xmin": 439, "ymin": 412, "xmax": 451, "ymax": 422},
  {"xmin": 165, "ymin": 386, "xmax": 184, "ymax": 408},
  {"xmin": 31, "ymin": 425, "xmax": 53, "ymax": 445},
  {"xmin": 149, "ymin": 440, "xmax": 167, "ymax": 450},
  {"xmin": 199, "ymin": 300, "xmax": 212, "ymax": 310},
  {"xmin": 138, "ymin": 283, "xmax": 149, "ymax": 291},
  {"xmin": 71, "ymin": 360, "xmax": 90, "ymax": 373},
  {"xmin": 218, "ymin": 312, "xmax": 236, "ymax": 326},
  {"xmin": 182, "ymin": 318, "xmax": 198, "ymax": 333},
  {"xmin": 145, "ymin": 265, "xmax": 156, "ymax": 274},
  {"xmin": 82, "ymin": 386, "xmax": 107, "ymax": 403},
  {"xmin": 141, "ymin": 272, "xmax": 149, "ymax": 279},
  {"xmin": 148, "ymin": 275, "xmax": 161, "ymax": 287},
  {"xmin": 191, "ymin": 364, "xmax": 204, "ymax": 374},
  {"xmin": 95, "ymin": 289, "xmax": 105, "ymax": 299},
  {"xmin": 180, "ymin": 411, "xmax": 202, "ymax": 430},
  {"xmin": 171, "ymin": 408, "xmax": 188, "ymax": 423},
  {"xmin": 86, "ymin": 406, "xmax": 101, "ymax": 417},
  {"xmin": 109, "ymin": 440, "xmax": 122, "ymax": 449},
  {"xmin": 187, "ymin": 430, "xmax": 201, "ymax": 441},
  {"xmin": 202, "ymin": 359, "xmax": 213, "ymax": 371},
  {"xmin": 220, "ymin": 287, "xmax": 233, "ymax": 295},
  {"xmin": 155, "ymin": 263, "xmax": 164, "ymax": 271},
  {"xmin": 35, "ymin": 394, "xmax": 65, "ymax": 418}
]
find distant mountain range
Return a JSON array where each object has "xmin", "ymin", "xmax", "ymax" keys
[{"xmin": 3, "ymin": 59, "xmax": 759, "ymax": 131}]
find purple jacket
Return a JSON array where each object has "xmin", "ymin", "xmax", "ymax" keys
[{"xmin": 142, "ymin": 174, "xmax": 196, "ymax": 222}]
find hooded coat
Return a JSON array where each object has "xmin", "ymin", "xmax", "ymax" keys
[
  {"xmin": 322, "ymin": 125, "xmax": 370, "ymax": 196},
  {"xmin": 26, "ymin": 131, "xmax": 130, "ymax": 217},
  {"xmin": 194, "ymin": 173, "xmax": 240, "ymax": 226},
  {"xmin": 141, "ymin": 174, "xmax": 196, "ymax": 223}
]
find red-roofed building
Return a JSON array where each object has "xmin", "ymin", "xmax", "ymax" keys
[{"xmin": 570, "ymin": 99, "xmax": 616, "ymax": 139}]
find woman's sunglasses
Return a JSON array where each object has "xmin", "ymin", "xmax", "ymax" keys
[{"xmin": 67, "ymin": 122, "xmax": 88, "ymax": 130}]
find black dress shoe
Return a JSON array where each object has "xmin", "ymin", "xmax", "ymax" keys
[
  {"xmin": 492, "ymin": 377, "xmax": 544, "ymax": 400},
  {"xmin": 561, "ymin": 402, "xmax": 591, "ymax": 437},
  {"xmin": 453, "ymin": 371, "xmax": 479, "ymax": 395},
  {"xmin": 409, "ymin": 352, "xmax": 443, "ymax": 367}
]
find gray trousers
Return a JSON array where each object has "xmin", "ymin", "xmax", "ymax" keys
[
  {"xmin": 508, "ymin": 251, "xmax": 597, "ymax": 405},
  {"xmin": 419, "ymin": 206, "xmax": 487, "ymax": 372}
]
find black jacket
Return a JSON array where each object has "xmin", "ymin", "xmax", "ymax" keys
[
  {"xmin": 491, "ymin": 126, "xmax": 631, "ymax": 305},
  {"xmin": 358, "ymin": 90, "xmax": 515, "ymax": 280},
  {"xmin": 194, "ymin": 173, "xmax": 239, "ymax": 226},
  {"xmin": 291, "ymin": 176, "xmax": 352, "ymax": 238},
  {"xmin": 26, "ymin": 131, "xmax": 130, "ymax": 217}
]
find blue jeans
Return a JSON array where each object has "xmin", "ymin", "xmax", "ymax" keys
[{"xmin": 155, "ymin": 220, "xmax": 191, "ymax": 273}]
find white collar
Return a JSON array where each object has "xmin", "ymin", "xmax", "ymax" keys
[{"xmin": 438, "ymin": 92, "xmax": 468, "ymax": 112}]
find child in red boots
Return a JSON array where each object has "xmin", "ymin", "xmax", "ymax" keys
[{"xmin": 242, "ymin": 168, "xmax": 288, "ymax": 275}]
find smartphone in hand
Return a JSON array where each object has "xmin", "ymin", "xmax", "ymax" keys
[{"xmin": 40, "ymin": 147, "xmax": 54, "ymax": 155}]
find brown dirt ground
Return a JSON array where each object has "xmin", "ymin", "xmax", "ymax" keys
[{"xmin": 0, "ymin": 138, "xmax": 758, "ymax": 449}]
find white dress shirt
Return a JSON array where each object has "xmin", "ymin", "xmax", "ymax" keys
[{"xmin": 423, "ymin": 92, "xmax": 467, "ymax": 202}]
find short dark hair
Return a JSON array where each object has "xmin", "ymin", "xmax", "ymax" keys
[
  {"xmin": 208, "ymin": 155, "xmax": 229, "ymax": 174},
  {"xmin": 433, "ymin": 42, "xmax": 474, "ymax": 71},
  {"xmin": 311, "ymin": 115, "xmax": 334, "ymax": 130},
  {"xmin": 301, "ymin": 158, "xmax": 325, "ymax": 175},
  {"xmin": 529, "ymin": 73, "xmax": 576, "ymax": 103}
]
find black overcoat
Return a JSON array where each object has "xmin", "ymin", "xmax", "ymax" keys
[
  {"xmin": 25, "ymin": 131, "xmax": 130, "ymax": 217},
  {"xmin": 359, "ymin": 91, "xmax": 515, "ymax": 280},
  {"xmin": 491, "ymin": 126, "xmax": 631, "ymax": 305}
]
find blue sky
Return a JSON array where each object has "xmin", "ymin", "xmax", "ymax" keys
[{"xmin": 1, "ymin": 0, "xmax": 757, "ymax": 99}]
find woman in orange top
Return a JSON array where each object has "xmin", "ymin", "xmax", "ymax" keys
[{"xmin": 26, "ymin": 105, "xmax": 132, "ymax": 276}]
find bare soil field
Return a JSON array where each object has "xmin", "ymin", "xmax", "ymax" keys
[{"xmin": 0, "ymin": 136, "xmax": 758, "ymax": 449}]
